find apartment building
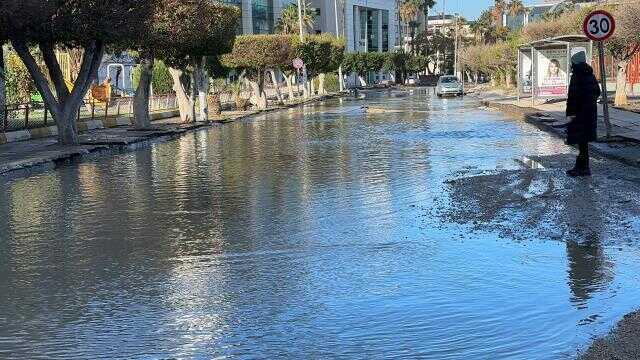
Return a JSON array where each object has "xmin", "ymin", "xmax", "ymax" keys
[{"xmin": 224, "ymin": 0, "xmax": 399, "ymax": 53}]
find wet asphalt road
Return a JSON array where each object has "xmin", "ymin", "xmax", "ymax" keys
[{"xmin": 1, "ymin": 88, "xmax": 640, "ymax": 359}]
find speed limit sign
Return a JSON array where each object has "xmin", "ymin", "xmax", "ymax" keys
[{"xmin": 583, "ymin": 10, "xmax": 616, "ymax": 41}]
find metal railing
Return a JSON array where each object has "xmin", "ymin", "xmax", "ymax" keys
[{"xmin": 1, "ymin": 94, "xmax": 178, "ymax": 133}]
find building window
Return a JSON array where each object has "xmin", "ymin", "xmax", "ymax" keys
[
  {"xmin": 252, "ymin": 0, "xmax": 274, "ymax": 34},
  {"xmin": 367, "ymin": 9, "xmax": 379, "ymax": 52},
  {"xmin": 382, "ymin": 10, "xmax": 389, "ymax": 52}
]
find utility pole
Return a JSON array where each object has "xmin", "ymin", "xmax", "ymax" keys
[
  {"xmin": 335, "ymin": 0, "xmax": 344, "ymax": 91},
  {"xmin": 454, "ymin": 12, "xmax": 458, "ymax": 78},
  {"xmin": 297, "ymin": 0, "xmax": 309, "ymax": 98},
  {"xmin": 441, "ymin": 0, "xmax": 446, "ymax": 74}
]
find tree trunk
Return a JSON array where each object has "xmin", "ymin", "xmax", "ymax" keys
[
  {"xmin": 358, "ymin": 75, "xmax": 367, "ymax": 87},
  {"xmin": 0, "ymin": 45, "xmax": 5, "ymax": 123},
  {"xmin": 12, "ymin": 40, "xmax": 104, "ymax": 145},
  {"xmin": 505, "ymin": 69, "xmax": 513, "ymax": 88},
  {"xmin": 246, "ymin": 72, "xmax": 267, "ymax": 109},
  {"xmin": 268, "ymin": 69, "xmax": 284, "ymax": 105},
  {"xmin": 169, "ymin": 67, "xmax": 195, "ymax": 123},
  {"xmin": 284, "ymin": 73, "xmax": 295, "ymax": 101},
  {"xmin": 318, "ymin": 73, "xmax": 326, "ymax": 95},
  {"xmin": 195, "ymin": 57, "xmax": 209, "ymax": 122},
  {"xmin": 133, "ymin": 52, "xmax": 153, "ymax": 129},
  {"xmin": 310, "ymin": 77, "xmax": 316, "ymax": 95},
  {"xmin": 614, "ymin": 60, "xmax": 629, "ymax": 107},
  {"xmin": 189, "ymin": 72, "xmax": 197, "ymax": 122}
]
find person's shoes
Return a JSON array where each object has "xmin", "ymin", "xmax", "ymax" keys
[{"xmin": 566, "ymin": 168, "xmax": 591, "ymax": 177}]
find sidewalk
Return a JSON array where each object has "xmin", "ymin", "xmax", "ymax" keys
[
  {"xmin": 502, "ymin": 98, "xmax": 640, "ymax": 142},
  {"xmin": 0, "ymin": 93, "xmax": 342, "ymax": 177},
  {"xmin": 478, "ymin": 93, "xmax": 640, "ymax": 167}
]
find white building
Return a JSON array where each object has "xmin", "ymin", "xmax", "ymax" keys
[{"xmin": 224, "ymin": 0, "xmax": 399, "ymax": 54}]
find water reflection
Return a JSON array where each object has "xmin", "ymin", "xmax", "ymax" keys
[
  {"xmin": 563, "ymin": 180, "xmax": 612, "ymax": 307},
  {"xmin": 1, "ymin": 90, "xmax": 640, "ymax": 359}
]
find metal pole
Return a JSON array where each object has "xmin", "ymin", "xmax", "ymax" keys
[
  {"xmin": 297, "ymin": 0, "xmax": 309, "ymax": 98},
  {"xmin": 454, "ymin": 12, "xmax": 458, "ymax": 78},
  {"xmin": 531, "ymin": 47, "xmax": 536, "ymax": 108},
  {"xmin": 517, "ymin": 50, "xmax": 521, "ymax": 104},
  {"xmin": 598, "ymin": 41, "xmax": 611, "ymax": 138},
  {"xmin": 335, "ymin": 0, "xmax": 344, "ymax": 91},
  {"xmin": 442, "ymin": 0, "xmax": 446, "ymax": 74}
]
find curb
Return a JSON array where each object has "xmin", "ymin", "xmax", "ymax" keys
[
  {"xmin": 0, "ymin": 110, "xmax": 181, "ymax": 145},
  {"xmin": 483, "ymin": 100, "xmax": 640, "ymax": 168}
]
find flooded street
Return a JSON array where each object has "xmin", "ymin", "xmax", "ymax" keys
[{"xmin": 2, "ymin": 89, "xmax": 640, "ymax": 359}]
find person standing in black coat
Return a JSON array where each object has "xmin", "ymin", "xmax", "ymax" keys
[{"xmin": 565, "ymin": 51, "xmax": 601, "ymax": 177}]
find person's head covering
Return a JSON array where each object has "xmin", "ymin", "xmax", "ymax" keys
[{"xmin": 571, "ymin": 50, "xmax": 587, "ymax": 65}]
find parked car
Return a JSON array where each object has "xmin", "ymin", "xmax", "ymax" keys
[{"xmin": 436, "ymin": 75, "xmax": 463, "ymax": 97}]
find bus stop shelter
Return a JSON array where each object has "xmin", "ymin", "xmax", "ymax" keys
[{"xmin": 517, "ymin": 35, "xmax": 593, "ymax": 106}]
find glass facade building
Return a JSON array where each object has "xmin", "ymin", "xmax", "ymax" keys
[
  {"xmin": 252, "ymin": 0, "xmax": 275, "ymax": 34},
  {"xmin": 354, "ymin": 6, "xmax": 390, "ymax": 53}
]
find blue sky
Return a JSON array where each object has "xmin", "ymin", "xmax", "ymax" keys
[{"xmin": 439, "ymin": 0, "xmax": 538, "ymax": 21}]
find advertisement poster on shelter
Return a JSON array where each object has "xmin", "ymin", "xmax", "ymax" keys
[
  {"xmin": 537, "ymin": 49, "xmax": 567, "ymax": 97},
  {"xmin": 519, "ymin": 50, "xmax": 533, "ymax": 94}
]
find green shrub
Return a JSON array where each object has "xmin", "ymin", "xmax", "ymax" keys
[
  {"xmin": 5, "ymin": 51, "xmax": 37, "ymax": 104},
  {"xmin": 132, "ymin": 60, "xmax": 175, "ymax": 95},
  {"xmin": 324, "ymin": 73, "xmax": 339, "ymax": 92}
]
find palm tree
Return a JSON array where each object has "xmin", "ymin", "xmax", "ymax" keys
[
  {"xmin": 275, "ymin": 2, "xmax": 315, "ymax": 35},
  {"xmin": 470, "ymin": 9, "xmax": 494, "ymax": 44},
  {"xmin": 508, "ymin": 0, "xmax": 525, "ymax": 16},
  {"xmin": 399, "ymin": 0, "xmax": 436, "ymax": 54}
]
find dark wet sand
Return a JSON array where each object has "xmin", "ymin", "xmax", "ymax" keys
[{"xmin": 579, "ymin": 310, "xmax": 640, "ymax": 360}]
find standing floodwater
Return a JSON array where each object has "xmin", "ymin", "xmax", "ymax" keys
[{"xmin": 1, "ymin": 89, "xmax": 640, "ymax": 359}]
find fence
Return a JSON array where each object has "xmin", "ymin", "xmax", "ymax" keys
[{"xmin": 1, "ymin": 94, "xmax": 178, "ymax": 133}]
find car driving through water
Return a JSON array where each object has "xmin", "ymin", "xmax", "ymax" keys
[{"xmin": 436, "ymin": 75, "xmax": 463, "ymax": 97}]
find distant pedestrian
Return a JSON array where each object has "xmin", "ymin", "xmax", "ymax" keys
[{"xmin": 565, "ymin": 51, "xmax": 601, "ymax": 177}]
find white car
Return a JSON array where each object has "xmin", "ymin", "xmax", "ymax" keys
[{"xmin": 436, "ymin": 75, "xmax": 463, "ymax": 97}]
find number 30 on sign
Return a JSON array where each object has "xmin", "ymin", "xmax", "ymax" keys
[{"xmin": 583, "ymin": 10, "xmax": 616, "ymax": 41}]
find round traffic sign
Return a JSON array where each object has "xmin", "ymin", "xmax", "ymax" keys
[
  {"xmin": 292, "ymin": 57, "xmax": 304, "ymax": 69},
  {"xmin": 583, "ymin": 10, "xmax": 615, "ymax": 41}
]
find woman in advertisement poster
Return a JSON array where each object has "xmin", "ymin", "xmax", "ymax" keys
[
  {"xmin": 544, "ymin": 59, "xmax": 566, "ymax": 85},
  {"xmin": 565, "ymin": 51, "xmax": 601, "ymax": 177}
]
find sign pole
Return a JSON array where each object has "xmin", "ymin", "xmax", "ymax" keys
[
  {"xmin": 583, "ymin": 9, "xmax": 615, "ymax": 138},
  {"xmin": 597, "ymin": 41, "xmax": 611, "ymax": 138}
]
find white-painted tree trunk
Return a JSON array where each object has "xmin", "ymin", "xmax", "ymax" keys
[
  {"xmin": 194, "ymin": 58, "xmax": 210, "ymax": 122},
  {"xmin": 268, "ymin": 69, "xmax": 284, "ymax": 104},
  {"xmin": 318, "ymin": 73, "xmax": 326, "ymax": 95},
  {"xmin": 284, "ymin": 73, "xmax": 295, "ymax": 101},
  {"xmin": 246, "ymin": 72, "xmax": 267, "ymax": 109},
  {"xmin": 358, "ymin": 75, "xmax": 367, "ymax": 87},
  {"xmin": 614, "ymin": 60, "xmax": 629, "ymax": 107},
  {"xmin": 169, "ymin": 68, "xmax": 196, "ymax": 123}
]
